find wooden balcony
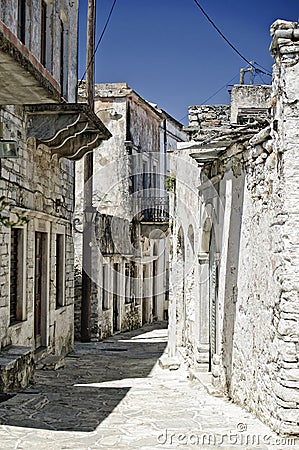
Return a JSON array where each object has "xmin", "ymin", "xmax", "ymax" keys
[{"xmin": 0, "ymin": 21, "xmax": 60, "ymax": 104}]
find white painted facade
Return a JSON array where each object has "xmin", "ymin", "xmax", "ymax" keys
[
  {"xmin": 168, "ymin": 21, "xmax": 299, "ymax": 436},
  {"xmin": 75, "ymin": 83, "xmax": 186, "ymax": 340}
]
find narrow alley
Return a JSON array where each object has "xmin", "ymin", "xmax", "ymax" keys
[{"xmin": 0, "ymin": 323, "xmax": 294, "ymax": 450}]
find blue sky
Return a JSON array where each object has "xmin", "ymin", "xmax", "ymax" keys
[{"xmin": 78, "ymin": 1, "xmax": 298, "ymax": 124}]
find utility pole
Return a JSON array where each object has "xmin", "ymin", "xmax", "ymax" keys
[{"xmin": 81, "ymin": 0, "xmax": 96, "ymax": 342}]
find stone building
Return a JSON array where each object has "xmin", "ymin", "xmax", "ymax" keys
[
  {"xmin": 168, "ymin": 20, "xmax": 299, "ymax": 435},
  {"xmin": 0, "ymin": 0, "xmax": 110, "ymax": 391},
  {"xmin": 74, "ymin": 83, "xmax": 186, "ymax": 340}
]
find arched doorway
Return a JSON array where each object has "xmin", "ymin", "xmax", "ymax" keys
[{"xmin": 198, "ymin": 216, "xmax": 217, "ymax": 370}]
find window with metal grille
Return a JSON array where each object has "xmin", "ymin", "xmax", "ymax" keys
[
  {"xmin": 10, "ymin": 228, "xmax": 24, "ymax": 324},
  {"xmin": 56, "ymin": 234, "xmax": 65, "ymax": 308}
]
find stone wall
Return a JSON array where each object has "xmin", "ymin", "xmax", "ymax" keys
[
  {"xmin": 169, "ymin": 21, "xmax": 299, "ymax": 436},
  {"xmin": 230, "ymin": 84, "xmax": 271, "ymax": 124},
  {"xmin": 75, "ymin": 83, "xmax": 186, "ymax": 341},
  {"xmin": 220, "ymin": 20, "xmax": 299, "ymax": 436},
  {"xmin": 188, "ymin": 105, "xmax": 230, "ymax": 129},
  {"xmin": 0, "ymin": 104, "xmax": 75, "ymax": 356}
]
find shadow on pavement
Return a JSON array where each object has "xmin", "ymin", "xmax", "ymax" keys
[{"xmin": 0, "ymin": 322, "xmax": 168, "ymax": 432}]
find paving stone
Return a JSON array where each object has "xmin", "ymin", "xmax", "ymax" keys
[{"xmin": 0, "ymin": 323, "xmax": 296, "ymax": 449}]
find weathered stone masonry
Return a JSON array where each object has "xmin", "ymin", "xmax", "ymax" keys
[
  {"xmin": 168, "ymin": 20, "xmax": 299, "ymax": 436},
  {"xmin": 0, "ymin": 0, "xmax": 110, "ymax": 391},
  {"xmin": 223, "ymin": 20, "xmax": 299, "ymax": 436},
  {"xmin": 75, "ymin": 83, "xmax": 186, "ymax": 341}
]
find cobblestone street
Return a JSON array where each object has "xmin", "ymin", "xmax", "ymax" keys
[{"xmin": 0, "ymin": 323, "xmax": 297, "ymax": 450}]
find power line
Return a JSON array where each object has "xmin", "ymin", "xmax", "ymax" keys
[
  {"xmin": 200, "ymin": 73, "xmax": 239, "ymax": 105},
  {"xmin": 192, "ymin": 0, "xmax": 272, "ymax": 77},
  {"xmin": 78, "ymin": 0, "xmax": 118, "ymax": 87},
  {"xmin": 179, "ymin": 73, "xmax": 239, "ymax": 122},
  {"xmin": 255, "ymin": 61, "xmax": 272, "ymax": 75}
]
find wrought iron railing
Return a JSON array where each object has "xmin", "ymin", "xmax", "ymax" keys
[{"xmin": 132, "ymin": 196, "xmax": 169, "ymax": 222}]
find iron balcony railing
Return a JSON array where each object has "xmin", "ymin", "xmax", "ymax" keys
[{"xmin": 132, "ymin": 196, "xmax": 169, "ymax": 223}]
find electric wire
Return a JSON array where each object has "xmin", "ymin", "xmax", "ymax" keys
[
  {"xmin": 192, "ymin": 0, "xmax": 272, "ymax": 77},
  {"xmin": 78, "ymin": 0, "xmax": 117, "ymax": 87},
  {"xmin": 257, "ymin": 72, "xmax": 268, "ymax": 85},
  {"xmin": 179, "ymin": 73, "xmax": 240, "ymax": 122}
]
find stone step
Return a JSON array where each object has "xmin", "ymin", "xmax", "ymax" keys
[
  {"xmin": 34, "ymin": 346, "xmax": 48, "ymax": 363},
  {"xmin": 36, "ymin": 355, "xmax": 65, "ymax": 371},
  {"xmin": 0, "ymin": 346, "xmax": 34, "ymax": 393}
]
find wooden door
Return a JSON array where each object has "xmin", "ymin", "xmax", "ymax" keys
[{"xmin": 35, "ymin": 232, "xmax": 46, "ymax": 347}]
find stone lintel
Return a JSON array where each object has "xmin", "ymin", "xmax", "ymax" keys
[{"xmin": 190, "ymin": 148, "xmax": 226, "ymax": 164}]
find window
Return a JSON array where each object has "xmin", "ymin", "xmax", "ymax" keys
[
  {"xmin": 40, "ymin": 1, "xmax": 47, "ymax": 67},
  {"xmin": 102, "ymin": 264, "xmax": 109, "ymax": 310},
  {"xmin": 10, "ymin": 228, "xmax": 25, "ymax": 324},
  {"xmin": 17, "ymin": 0, "xmax": 26, "ymax": 44},
  {"xmin": 60, "ymin": 18, "xmax": 69, "ymax": 99},
  {"xmin": 56, "ymin": 234, "xmax": 65, "ymax": 308}
]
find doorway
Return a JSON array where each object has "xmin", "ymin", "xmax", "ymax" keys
[
  {"xmin": 209, "ymin": 229, "xmax": 218, "ymax": 371},
  {"xmin": 152, "ymin": 258, "xmax": 158, "ymax": 320},
  {"xmin": 34, "ymin": 232, "xmax": 47, "ymax": 348},
  {"xmin": 113, "ymin": 263, "xmax": 119, "ymax": 332}
]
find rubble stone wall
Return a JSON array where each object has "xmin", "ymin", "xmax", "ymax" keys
[
  {"xmin": 0, "ymin": 105, "xmax": 75, "ymax": 356},
  {"xmin": 215, "ymin": 21, "xmax": 299, "ymax": 435}
]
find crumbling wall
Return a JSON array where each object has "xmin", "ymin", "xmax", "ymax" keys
[
  {"xmin": 215, "ymin": 21, "xmax": 299, "ymax": 436},
  {"xmin": 121, "ymin": 303, "xmax": 141, "ymax": 331},
  {"xmin": 187, "ymin": 105, "xmax": 230, "ymax": 142},
  {"xmin": 230, "ymin": 84, "xmax": 271, "ymax": 124}
]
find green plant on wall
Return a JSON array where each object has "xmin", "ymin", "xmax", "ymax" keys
[
  {"xmin": 0, "ymin": 196, "xmax": 29, "ymax": 228},
  {"xmin": 164, "ymin": 174, "xmax": 176, "ymax": 193}
]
